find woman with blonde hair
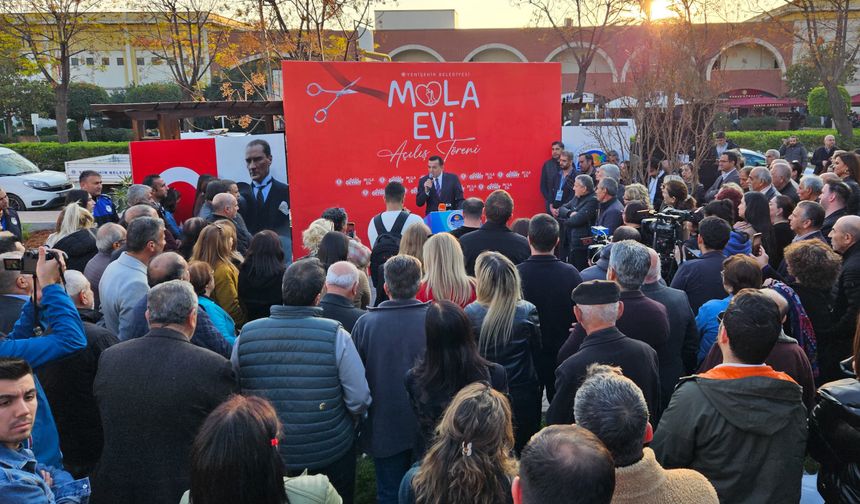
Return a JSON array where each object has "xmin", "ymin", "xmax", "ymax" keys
[
  {"xmin": 48, "ymin": 202, "xmax": 97, "ymax": 271},
  {"xmin": 417, "ymin": 233, "xmax": 476, "ymax": 307},
  {"xmin": 400, "ymin": 382, "xmax": 517, "ymax": 504},
  {"xmin": 465, "ymin": 251, "xmax": 541, "ymax": 452},
  {"xmin": 623, "ymin": 183, "xmax": 652, "ymax": 209},
  {"xmin": 192, "ymin": 223, "xmax": 245, "ymax": 327},
  {"xmin": 302, "ymin": 218, "xmax": 334, "ymax": 257},
  {"xmin": 399, "ymin": 222, "xmax": 431, "ymax": 268}
]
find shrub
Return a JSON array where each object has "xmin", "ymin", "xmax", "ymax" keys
[
  {"xmin": 808, "ymin": 86, "xmax": 851, "ymax": 118},
  {"xmin": 725, "ymin": 129, "xmax": 860, "ymax": 153},
  {"xmin": 738, "ymin": 116, "xmax": 779, "ymax": 131},
  {"xmin": 0, "ymin": 142, "xmax": 129, "ymax": 172}
]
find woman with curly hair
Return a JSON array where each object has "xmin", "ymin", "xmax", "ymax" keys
[
  {"xmin": 301, "ymin": 218, "xmax": 335, "ymax": 257},
  {"xmin": 623, "ymin": 183, "xmax": 652, "ymax": 209},
  {"xmin": 192, "ymin": 223, "xmax": 245, "ymax": 327},
  {"xmin": 400, "ymin": 382, "xmax": 517, "ymax": 504},
  {"xmin": 417, "ymin": 233, "xmax": 476, "ymax": 307},
  {"xmin": 784, "ymin": 239, "xmax": 843, "ymax": 376}
]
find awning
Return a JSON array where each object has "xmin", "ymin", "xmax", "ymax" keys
[
  {"xmin": 851, "ymin": 94, "xmax": 860, "ymax": 106},
  {"xmin": 724, "ymin": 96, "xmax": 802, "ymax": 108}
]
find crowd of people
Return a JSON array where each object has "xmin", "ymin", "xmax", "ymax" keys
[{"xmin": 0, "ymin": 130, "xmax": 858, "ymax": 504}]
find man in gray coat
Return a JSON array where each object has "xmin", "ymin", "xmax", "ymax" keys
[
  {"xmin": 351, "ymin": 255, "xmax": 429, "ymax": 504},
  {"xmin": 233, "ymin": 257, "xmax": 370, "ymax": 504}
]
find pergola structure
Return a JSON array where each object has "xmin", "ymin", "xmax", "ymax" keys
[{"xmin": 91, "ymin": 101, "xmax": 284, "ymax": 141}]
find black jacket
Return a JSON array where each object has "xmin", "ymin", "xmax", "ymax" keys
[
  {"xmin": 809, "ymin": 377, "xmax": 860, "ymax": 503},
  {"xmin": 540, "ymin": 158, "xmax": 561, "ymax": 212},
  {"xmin": 320, "ymin": 292, "xmax": 366, "ymax": 333},
  {"xmin": 459, "ymin": 221, "xmax": 530, "ymax": 276},
  {"xmin": 546, "ymin": 326, "xmax": 660, "ymax": 425},
  {"xmin": 517, "ymin": 255, "xmax": 582, "ymax": 353},
  {"xmin": 238, "ymin": 262, "xmax": 285, "ymax": 323},
  {"xmin": 239, "ymin": 178, "xmax": 291, "ymax": 235},
  {"xmin": 596, "ymin": 197, "xmax": 624, "ymax": 234},
  {"xmin": 559, "ymin": 192, "xmax": 598, "ymax": 247},
  {"xmin": 670, "ymin": 251, "xmax": 728, "ymax": 314},
  {"xmin": 823, "ymin": 208, "xmax": 848, "ymax": 245},
  {"xmin": 0, "ymin": 294, "xmax": 26, "ymax": 335},
  {"xmin": 812, "ymin": 145, "xmax": 837, "ymax": 174},
  {"xmin": 547, "ymin": 169, "xmax": 576, "ymax": 210},
  {"xmin": 824, "ymin": 242, "xmax": 860, "ymax": 378},
  {"xmin": 53, "ymin": 228, "xmax": 98, "ymax": 273},
  {"xmin": 845, "ymin": 177, "xmax": 860, "ymax": 215},
  {"xmin": 465, "ymin": 300, "xmax": 541, "ymax": 389},
  {"xmin": 0, "ymin": 208, "xmax": 22, "ymax": 241},
  {"xmin": 699, "ymin": 140, "xmax": 739, "ymax": 189},
  {"xmin": 37, "ymin": 308, "xmax": 118, "ymax": 477},
  {"xmin": 91, "ymin": 327, "xmax": 237, "ymax": 504},
  {"xmin": 415, "ymin": 172, "xmax": 465, "ymax": 215},
  {"xmin": 641, "ymin": 280, "xmax": 700, "ymax": 403}
]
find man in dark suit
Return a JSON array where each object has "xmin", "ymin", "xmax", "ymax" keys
[
  {"xmin": 749, "ymin": 166, "xmax": 778, "ymax": 200},
  {"xmin": 539, "ymin": 141, "xmax": 564, "ymax": 213},
  {"xmin": 91, "ymin": 280, "xmax": 236, "ymax": 504},
  {"xmin": 239, "ymin": 138, "xmax": 292, "ymax": 260},
  {"xmin": 416, "ymin": 155, "xmax": 465, "ymax": 215},
  {"xmin": 460, "ymin": 189, "xmax": 530, "ymax": 276},
  {"xmin": 703, "ymin": 151, "xmax": 741, "ymax": 203},
  {"xmin": 646, "ymin": 159, "xmax": 666, "ymax": 210},
  {"xmin": 320, "ymin": 261, "xmax": 366, "ymax": 333},
  {"xmin": 642, "ymin": 248, "xmax": 700, "ymax": 409},
  {"xmin": 546, "ymin": 280, "xmax": 660, "ymax": 426},
  {"xmin": 517, "ymin": 214, "xmax": 582, "ymax": 402},
  {"xmin": 820, "ymin": 180, "xmax": 850, "ymax": 242},
  {"xmin": 670, "ymin": 216, "xmax": 731, "ymax": 314},
  {"xmin": 0, "ymin": 188, "xmax": 22, "ymax": 241},
  {"xmin": 699, "ymin": 131, "xmax": 738, "ymax": 190},
  {"xmin": 0, "ymin": 251, "xmax": 30, "ymax": 334}
]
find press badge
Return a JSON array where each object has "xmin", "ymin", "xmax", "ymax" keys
[{"xmin": 555, "ymin": 189, "xmax": 564, "ymax": 201}]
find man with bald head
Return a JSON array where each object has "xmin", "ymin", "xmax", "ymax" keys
[
  {"xmin": 698, "ymin": 288, "xmax": 815, "ymax": 410},
  {"xmin": 207, "ymin": 192, "xmax": 252, "ymax": 254},
  {"xmin": 123, "ymin": 251, "xmax": 231, "ymax": 358},
  {"xmin": 320, "ymin": 261, "xmax": 366, "ymax": 332},
  {"xmin": 823, "ymin": 215, "xmax": 860, "ymax": 380},
  {"xmin": 641, "ymin": 247, "xmax": 699, "ymax": 407}
]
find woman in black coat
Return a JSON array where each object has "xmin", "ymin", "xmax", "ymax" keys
[
  {"xmin": 404, "ymin": 301, "xmax": 507, "ymax": 457},
  {"xmin": 50, "ymin": 201, "xmax": 97, "ymax": 272},
  {"xmin": 238, "ymin": 231, "xmax": 285, "ymax": 322},
  {"xmin": 558, "ymin": 174, "xmax": 598, "ymax": 270}
]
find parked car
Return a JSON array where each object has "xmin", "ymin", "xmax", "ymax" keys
[
  {"xmin": 739, "ymin": 148, "xmax": 767, "ymax": 168},
  {"xmin": 0, "ymin": 147, "xmax": 72, "ymax": 210}
]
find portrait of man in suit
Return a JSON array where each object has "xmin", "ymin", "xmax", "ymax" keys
[
  {"xmin": 416, "ymin": 155, "xmax": 465, "ymax": 215},
  {"xmin": 239, "ymin": 138, "xmax": 293, "ymax": 260}
]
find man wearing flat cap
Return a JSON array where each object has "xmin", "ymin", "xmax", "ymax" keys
[{"xmin": 545, "ymin": 280, "xmax": 660, "ymax": 426}]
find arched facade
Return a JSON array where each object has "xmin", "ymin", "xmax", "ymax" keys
[
  {"xmin": 706, "ymin": 38, "xmax": 787, "ymax": 80},
  {"xmin": 389, "ymin": 44, "xmax": 445, "ymax": 62},
  {"xmin": 545, "ymin": 44, "xmax": 619, "ymax": 82},
  {"xmin": 464, "ymin": 43, "xmax": 527, "ymax": 62}
]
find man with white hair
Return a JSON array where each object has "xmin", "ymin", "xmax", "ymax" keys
[
  {"xmin": 93, "ymin": 280, "xmax": 237, "ymax": 503},
  {"xmin": 320, "ymin": 261, "xmax": 366, "ymax": 332},
  {"xmin": 207, "ymin": 192, "xmax": 252, "ymax": 254},
  {"xmin": 798, "ymin": 174, "xmax": 824, "ymax": 202},
  {"xmin": 546, "ymin": 280, "xmax": 659, "ymax": 426},
  {"xmin": 765, "ymin": 149, "xmax": 781, "ymax": 168},
  {"xmin": 811, "ymin": 134, "xmax": 837, "ymax": 174},
  {"xmin": 771, "ymin": 161, "xmax": 799, "ymax": 202},
  {"xmin": 749, "ymin": 166, "xmax": 777, "ymax": 199},
  {"xmin": 38, "ymin": 270, "xmax": 118, "ymax": 477},
  {"xmin": 125, "ymin": 184, "xmax": 153, "ymax": 207},
  {"xmin": 83, "ymin": 222, "xmax": 126, "ymax": 310}
]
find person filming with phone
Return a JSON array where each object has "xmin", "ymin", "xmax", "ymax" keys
[{"xmin": 0, "ymin": 247, "xmax": 87, "ymax": 476}]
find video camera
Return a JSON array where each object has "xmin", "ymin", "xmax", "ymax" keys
[
  {"xmin": 585, "ymin": 226, "xmax": 611, "ymax": 265},
  {"xmin": 641, "ymin": 208, "xmax": 699, "ymax": 282},
  {"xmin": 2, "ymin": 249, "xmax": 63, "ymax": 275}
]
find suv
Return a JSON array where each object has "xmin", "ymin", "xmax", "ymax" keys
[{"xmin": 0, "ymin": 147, "xmax": 72, "ymax": 210}]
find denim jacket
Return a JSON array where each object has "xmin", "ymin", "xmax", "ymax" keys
[{"xmin": 0, "ymin": 445, "xmax": 90, "ymax": 503}]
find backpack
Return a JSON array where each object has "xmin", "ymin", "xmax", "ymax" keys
[{"xmin": 369, "ymin": 211, "xmax": 410, "ymax": 306}]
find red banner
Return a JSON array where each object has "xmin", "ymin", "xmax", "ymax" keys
[{"xmin": 282, "ymin": 61, "xmax": 561, "ymax": 251}]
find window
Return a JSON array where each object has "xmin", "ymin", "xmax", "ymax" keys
[
  {"xmin": 136, "ymin": 57, "xmax": 144, "ymax": 66},
  {"xmin": 71, "ymin": 58, "xmax": 79, "ymax": 66},
  {"xmin": 116, "ymin": 57, "xmax": 124, "ymax": 66},
  {"xmin": 85, "ymin": 57, "xmax": 94, "ymax": 65},
  {"xmin": 102, "ymin": 57, "xmax": 110, "ymax": 66}
]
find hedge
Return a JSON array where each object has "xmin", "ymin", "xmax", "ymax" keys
[
  {"xmin": 725, "ymin": 129, "xmax": 860, "ymax": 153},
  {"xmin": 0, "ymin": 142, "xmax": 129, "ymax": 172}
]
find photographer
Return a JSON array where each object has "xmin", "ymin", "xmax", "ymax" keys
[{"xmin": 0, "ymin": 247, "xmax": 87, "ymax": 469}]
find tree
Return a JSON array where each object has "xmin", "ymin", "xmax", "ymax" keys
[
  {"xmin": 753, "ymin": 0, "xmax": 860, "ymax": 146},
  {"xmin": 68, "ymin": 82, "xmax": 109, "ymax": 141},
  {"xmin": 132, "ymin": 0, "xmax": 237, "ymax": 100},
  {"xmin": 0, "ymin": 0, "xmax": 100, "ymax": 143},
  {"xmin": 785, "ymin": 62, "xmax": 821, "ymax": 102},
  {"xmin": 0, "ymin": 32, "xmax": 53, "ymax": 137},
  {"xmin": 807, "ymin": 85, "xmax": 850, "ymax": 118},
  {"xmin": 523, "ymin": 0, "xmax": 637, "ymax": 125},
  {"xmin": 124, "ymin": 82, "xmax": 184, "ymax": 103}
]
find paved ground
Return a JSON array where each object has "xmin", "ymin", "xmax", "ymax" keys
[{"xmin": 18, "ymin": 209, "xmax": 60, "ymax": 232}]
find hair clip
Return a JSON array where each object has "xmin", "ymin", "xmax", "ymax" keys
[
  {"xmin": 271, "ymin": 438, "xmax": 279, "ymax": 447},
  {"xmin": 461, "ymin": 441, "xmax": 473, "ymax": 457}
]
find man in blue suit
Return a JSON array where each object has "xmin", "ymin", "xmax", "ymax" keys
[{"xmin": 416, "ymin": 156, "xmax": 465, "ymax": 215}]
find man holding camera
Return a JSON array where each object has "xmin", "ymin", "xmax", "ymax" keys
[{"xmin": 0, "ymin": 247, "xmax": 87, "ymax": 469}]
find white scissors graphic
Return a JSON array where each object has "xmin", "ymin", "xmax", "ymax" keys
[{"xmin": 306, "ymin": 78, "xmax": 361, "ymax": 123}]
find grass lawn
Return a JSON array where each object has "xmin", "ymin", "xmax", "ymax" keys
[{"xmin": 355, "ymin": 455, "xmax": 377, "ymax": 504}]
